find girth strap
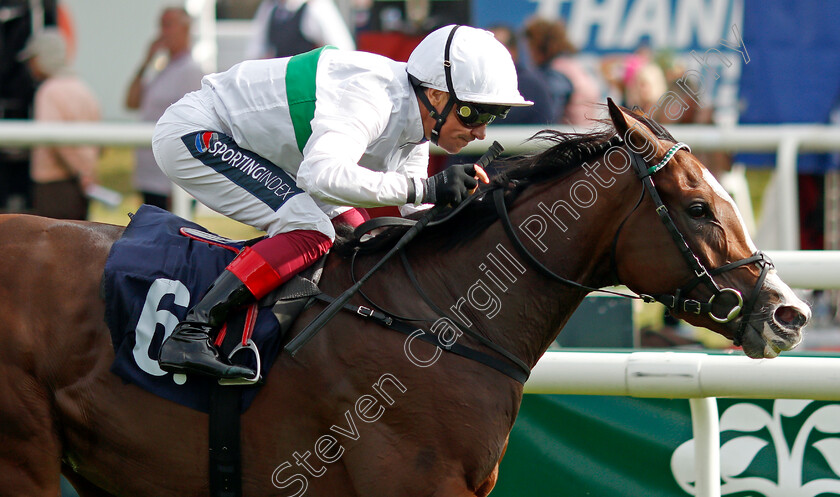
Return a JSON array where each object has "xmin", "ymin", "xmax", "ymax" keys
[
  {"xmin": 312, "ymin": 294, "xmax": 530, "ymax": 384},
  {"xmin": 399, "ymin": 251, "xmax": 532, "ymax": 377},
  {"xmin": 209, "ymin": 385, "xmax": 242, "ymax": 497}
]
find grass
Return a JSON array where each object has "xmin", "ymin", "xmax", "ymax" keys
[{"xmin": 744, "ymin": 167, "xmax": 774, "ymax": 218}]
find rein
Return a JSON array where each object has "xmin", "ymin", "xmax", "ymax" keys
[
  {"xmin": 494, "ymin": 141, "xmax": 773, "ymax": 346},
  {"xmin": 347, "ymin": 200, "xmax": 533, "ymax": 383},
  {"xmin": 336, "ymin": 140, "xmax": 774, "ymax": 382}
]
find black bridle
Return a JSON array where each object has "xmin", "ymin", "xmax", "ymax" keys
[
  {"xmin": 494, "ymin": 141, "xmax": 774, "ymax": 346},
  {"xmin": 342, "ymin": 140, "xmax": 775, "ymax": 383}
]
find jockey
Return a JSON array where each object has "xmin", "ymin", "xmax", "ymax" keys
[{"xmin": 152, "ymin": 24, "xmax": 533, "ymax": 380}]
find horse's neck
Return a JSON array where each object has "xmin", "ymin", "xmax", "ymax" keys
[{"xmin": 411, "ymin": 165, "xmax": 640, "ymax": 368}]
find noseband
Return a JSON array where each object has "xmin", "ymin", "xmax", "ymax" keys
[{"xmin": 494, "ymin": 141, "xmax": 774, "ymax": 346}]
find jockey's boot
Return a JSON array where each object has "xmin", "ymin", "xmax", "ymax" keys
[
  {"xmin": 158, "ymin": 267, "xmax": 259, "ymax": 379},
  {"xmin": 158, "ymin": 231, "xmax": 333, "ymax": 379},
  {"xmin": 158, "ymin": 246, "xmax": 281, "ymax": 379}
]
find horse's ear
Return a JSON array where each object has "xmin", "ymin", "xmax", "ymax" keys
[
  {"xmin": 607, "ymin": 97, "xmax": 630, "ymax": 135},
  {"xmin": 607, "ymin": 97, "xmax": 662, "ymax": 160}
]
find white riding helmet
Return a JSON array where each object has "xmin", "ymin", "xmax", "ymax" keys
[{"xmin": 407, "ymin": 24, "xmax": 533, "ymax": 107}]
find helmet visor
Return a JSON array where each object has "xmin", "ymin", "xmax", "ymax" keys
[{"xmin": 454, "ymin": 101, "xmax": 511, "ymax": 128}]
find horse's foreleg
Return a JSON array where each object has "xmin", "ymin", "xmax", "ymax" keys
[
  {"xmin": 474, "ymin": 436, "xmax": 508, "ymax": 497},
  {"xmin": 0, "ymin": 368, "xmax": 62, "ymax": 496},
  {"xmin": 62, "ymin": 465, "xmax": 118, "ymax": 497},
  {"xmin": 431, "ymin": 461, "xmax": 501, "ymax": 497},
  {"xmin": 474, "ymin": 464, "xmax": 500, "ymax": 497},
  {"xmin": 428, "ymin": 437, "xmax": 508, "ymax": 497}
]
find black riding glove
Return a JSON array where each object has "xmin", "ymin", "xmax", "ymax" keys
[{"xmin": 421, "ymin": 164, "xmax": 479, "ymax": 206}]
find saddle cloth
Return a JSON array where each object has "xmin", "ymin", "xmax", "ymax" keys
[{"xmin": 103, "ymin": 204, "xmax": 320, "ymax": 413}]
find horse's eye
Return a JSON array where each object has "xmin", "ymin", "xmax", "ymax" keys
[{"xmin": 688, "ymin": 203, "xmax": 709, "ymax": 219}]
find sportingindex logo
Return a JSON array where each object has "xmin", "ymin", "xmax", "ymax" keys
[
  {"xmin": 195, "ymin": 132, "xmax": 218, "ymax": 153},
  {"xmin": 181, "ymin": 130, "xmax": 303, "ymax": 211}
]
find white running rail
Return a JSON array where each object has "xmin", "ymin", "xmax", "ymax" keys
[
  {"xmin": 1, "ymin": 121, "xmax": 839, "ymax": 250},
  {"xmin": 526, "ymin": 351, "xmax": 840, "ymax": 497}
]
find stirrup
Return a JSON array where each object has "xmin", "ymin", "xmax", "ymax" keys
[{"xmin": 218, "ymin": 339, "xmax": 262, "ymax": 386}]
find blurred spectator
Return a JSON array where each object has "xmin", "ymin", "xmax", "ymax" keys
[
  {"xmin": 600, "ymin": 43, "xmax": 653, "ymax": 107},
  {"xmin": 442, "ymin": 25, "xmax": 554, "ymax": 174},
  {"xmin": 19, "ymin": 29, "xmax": 100, "ymax": 220},
  {"xmin": 522, "ymin": 18, "xmax": 572, "ymax": 122},
  {"xmin": 524, "ymin": 17, "xmax": 601, "ymax": 126},
  {"xmin": 623, "ymin": 62, "xmax": 667, "ymax": 113},
  {"xmin": 245, "ymin": 0, "xmax": 355, "ymax": 60},
  {"xmin": 354, "ymin": 0, "xmax": 469, "ymax": 62},
  {"xmin": 654, "ymin": 55, "xmax": 732, "ymax": 180},
  {"xmin": 126, "ymin": 7, "xmax": 203, "ymax": 210},
  {"xmin": 488, "ymin": 24, "xmax": 553, "ymax": 125},
  {"xmin": 623, "ymin": 44, "xmax": 652, "ymax": 89},
  {"xmin": 0, "ymin": 0, "xmax": 62, "ymax": 212}
]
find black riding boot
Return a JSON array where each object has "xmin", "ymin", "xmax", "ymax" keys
[{"xmin": 158, "ymin": 269, "xmax": 257, "ymax": 379}]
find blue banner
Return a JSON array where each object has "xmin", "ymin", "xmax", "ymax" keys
[
  {"xmin": 472, "ymin": 0, "xmax": 840, "ymax": 168},
  {"xmin": 472, "ymin": 0, "xmax": 742, "ymax": 54},
  {"xmin": 471, "ymin": 0, "xmax": 747, "ymax": 124},
  {"xmin": 736, "ymin": 0, "xmax": 840, "ymax": 170}
]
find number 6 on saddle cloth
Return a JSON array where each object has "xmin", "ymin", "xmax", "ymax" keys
[{"xmin": 102, "ymin": 204, "xmax": 323, "ymax": 412}]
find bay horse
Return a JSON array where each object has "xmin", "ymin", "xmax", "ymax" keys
[{"xmin": 0, "ymin": 101, "xmax": 809, "ymax": 497}]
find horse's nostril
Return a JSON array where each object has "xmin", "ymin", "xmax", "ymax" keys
[{"xmin": 774, "ymin": 305, "xmax": 808, "ymax": 329}]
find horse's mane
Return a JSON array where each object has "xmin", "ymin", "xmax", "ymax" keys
[
  {"xmin": 415, "ymin": 127, "xmax": 625, "ymax": 250},
  {"xmin": 334, "ymin": 109, "xmax": 676, "ymax": 253},
  {"xmin": 491, "ymin": 128, "xmax": 620, "ymax": 188}
]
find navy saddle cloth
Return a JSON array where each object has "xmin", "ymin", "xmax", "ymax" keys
[{"xmin": 103, "ymin": 204, "xmax": 319, "ymax": 413}]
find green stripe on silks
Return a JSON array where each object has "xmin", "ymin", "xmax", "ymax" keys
[{"xmin": 286, "ymin": 45, "xmax": 336, "ymax": 153}]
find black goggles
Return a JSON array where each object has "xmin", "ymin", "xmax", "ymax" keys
[{"xmin": 454, "ymin": 101, "xmax": 511, "ymax": 128}]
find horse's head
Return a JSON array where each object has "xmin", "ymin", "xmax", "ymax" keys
[{"xmin": 606, "ymin": 99, "xmax": 809, "ymax": 358}]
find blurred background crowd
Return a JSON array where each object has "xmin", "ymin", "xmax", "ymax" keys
[
  {"xmin": 0, "ymin": 0, "xmax": 755, "ymax": 217},
  {"xmin": 2, "ymin": 0, "xmax": 840, "ymax": 352}
]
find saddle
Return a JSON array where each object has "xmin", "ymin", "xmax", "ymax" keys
[
  {"xmin": 103, "ymin": 204, "xmax": 323, "ymax": 413},
  {"xmin": 103, "ymin": 204, "xmax": 420, "ymax": 412}
]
